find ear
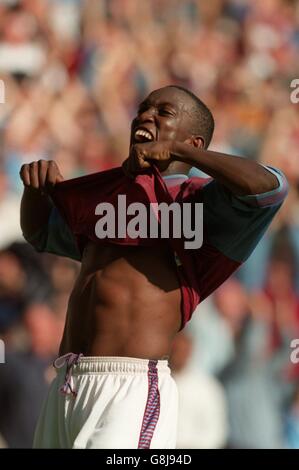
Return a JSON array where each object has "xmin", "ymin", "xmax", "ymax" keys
[{"xmin": 184, "ymin": 136, "xmax": 205, "ymax": 149}]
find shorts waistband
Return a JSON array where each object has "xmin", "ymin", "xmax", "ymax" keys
[{"xmin": 54, "ymin": 354, "xmax": 170, "ymax": 376}]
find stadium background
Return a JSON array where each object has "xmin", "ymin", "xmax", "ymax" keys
[{"xmin": 0, "ymin": 0, "xmax": 299, "ymax": 448}]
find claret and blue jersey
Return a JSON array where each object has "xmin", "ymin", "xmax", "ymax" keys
[{"xmin": 25, "ymin": 165, "xmax": 289, "ymax": 329}]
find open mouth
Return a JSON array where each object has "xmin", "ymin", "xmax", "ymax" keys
[{"xmin": 133, "ymin": 128, "xmax": 154, "ymax": 143}]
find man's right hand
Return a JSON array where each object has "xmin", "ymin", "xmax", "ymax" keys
[{"xmin": 20, "ymin": 160, "xmax": 64, "ymax": 191}]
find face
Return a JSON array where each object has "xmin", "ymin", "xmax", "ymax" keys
[
  {"xmin": 130, "ymin": 87, "xmax": 202, "ymax": 175},
  {"xmin": 130, "ymin": 87, "xmax": 204, "ymax": 174},
  {"xmin": 131, "ymin": 87, "xmax": 198, "ymax": 144}
]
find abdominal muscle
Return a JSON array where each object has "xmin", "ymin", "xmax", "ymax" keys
[{"xmin": 59, "ymin": 241, "xmax": 182, "ymax": 359}]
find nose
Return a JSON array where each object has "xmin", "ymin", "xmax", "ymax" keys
[{"xmin": 138, "ymin": 107, "xmax": 155, "ymax": 123}]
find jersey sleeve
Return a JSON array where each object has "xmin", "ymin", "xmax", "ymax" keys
[
  {"xmin": 23, "ymin": 167, "xmax": 125, "ymax": 261},
  {"xmin": 193, "ymin": 166, "xmax": 289, "ymax": 301},
  {"xmin": 24, "ymin": 206, "xmax": 81, "ymax": 261},
  {"xmin": 201, "ymin": 166, "xmax": 288, "ymax": 263}
]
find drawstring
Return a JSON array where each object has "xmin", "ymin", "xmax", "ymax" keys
[{"xmin": 53, "ymin": 352, "xmax": 83, "ymax": 397}]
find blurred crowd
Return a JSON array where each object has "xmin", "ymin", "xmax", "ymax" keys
[{"xmin": 0, "ymin": 0, "xmax": 299, "ymax": 449}]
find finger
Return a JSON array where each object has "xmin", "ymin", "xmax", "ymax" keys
[
  {"xmin": 138, "ymin": 155, "xmax": 151, "ymax": 169},
  {"xmin": 134, "ymin": 149, "xmax": 151, "ymax": 170},
  {"xmin": 131, "ymin": 146, "xmax": 147, "ymax": 172},
  {"xmin": 142, "ymin": 153, "xmax": 159, "ymax": 162},
  {"xmin": 20, "ymin": 164, "xmax": 30, "ymax": 186},
  {"xmin": 38, "ymin": 160, "xmax": 49, "ymax": 187},
  {"xmin": 29, "ymin": 161, "xmax": 39, "ymax": 189},
  {"xmin": 142, "ymin": 152, "xmax": 163, "ymax": 169},
  {"xmin": 47, "ymin": 161, "xmax": 63, "ymax": 185},
  {"xmin": 46, "ymin": 161, "xmax": 57, "ymax": 185},
  {"xmin": 128, "ymin": 146, "xmax": 151, "ymax": 173},
  {"xmin": 56, "ymin": 173, "xmax": 64, "ymax": 183}
]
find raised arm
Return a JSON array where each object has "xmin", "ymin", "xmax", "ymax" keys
[
  {"xmin": 170, "ymin": 142, "xmax": 279, "ymax": 196},
  {"xmin": 123, "ymin": 141, "xmax": 280, "ymax": 196},
  {"xmin": 20, "ymin": 160, "xmax": 64, "ymax": 241}
]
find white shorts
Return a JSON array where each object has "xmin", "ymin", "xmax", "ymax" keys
[{"xmin": 33, "ymin": 354, "xmax": 178, "ymax": 449}]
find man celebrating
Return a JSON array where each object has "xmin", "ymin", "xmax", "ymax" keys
[{"xmin": 20, "ymin": 86, "xmax": 288, "ymax": 449}]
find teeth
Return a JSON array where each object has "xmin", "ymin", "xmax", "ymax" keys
[{"xmin": 135, "ymin": 129, "xmax": 153, "ymax": 141}]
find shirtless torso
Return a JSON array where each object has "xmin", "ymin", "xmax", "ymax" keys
[{"xmin": 59, "ymin": 242, "xmax": 182, "ymax": 359}]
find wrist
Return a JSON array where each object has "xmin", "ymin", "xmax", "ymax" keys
[
  {"xmin": 170, "ymin": 141, "xmax": 195, "ymax": 163},
  {"xmin": 169, "ymin": 141, "xmax": 185, "ymax": 162},
  {"xmin": 24, "ymin": 186, "xmax": 44, "ymax": 195},
  {"xmin": 24, "ymin": 186, "xmax": 52, "ymax": 204}
]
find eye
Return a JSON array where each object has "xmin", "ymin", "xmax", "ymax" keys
[{"xmin": 159, "ymin": 108, "xmax": 174, "ymax": 116}]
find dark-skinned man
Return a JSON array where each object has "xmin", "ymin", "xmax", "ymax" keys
[{"xmin": 20, "ymin": 86, "xmax": 288, "ymax": 449}]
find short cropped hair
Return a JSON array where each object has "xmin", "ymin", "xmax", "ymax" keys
[{"xmin": 168, "ymin": 85, "xmax": 215, "ymax": 148}]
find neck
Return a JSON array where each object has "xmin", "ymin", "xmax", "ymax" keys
[{"xmin": 161, "ymin": 161, "xmax": 190, "ymax": 177}]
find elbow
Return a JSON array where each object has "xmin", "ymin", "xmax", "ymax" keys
[
  {"xmin": 258, "ymin": 172, "xmax": 279, "ymax": 194},
  {"xmin": 246, "ymin": 167, "xmax": 281, "ymax": 196}
]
